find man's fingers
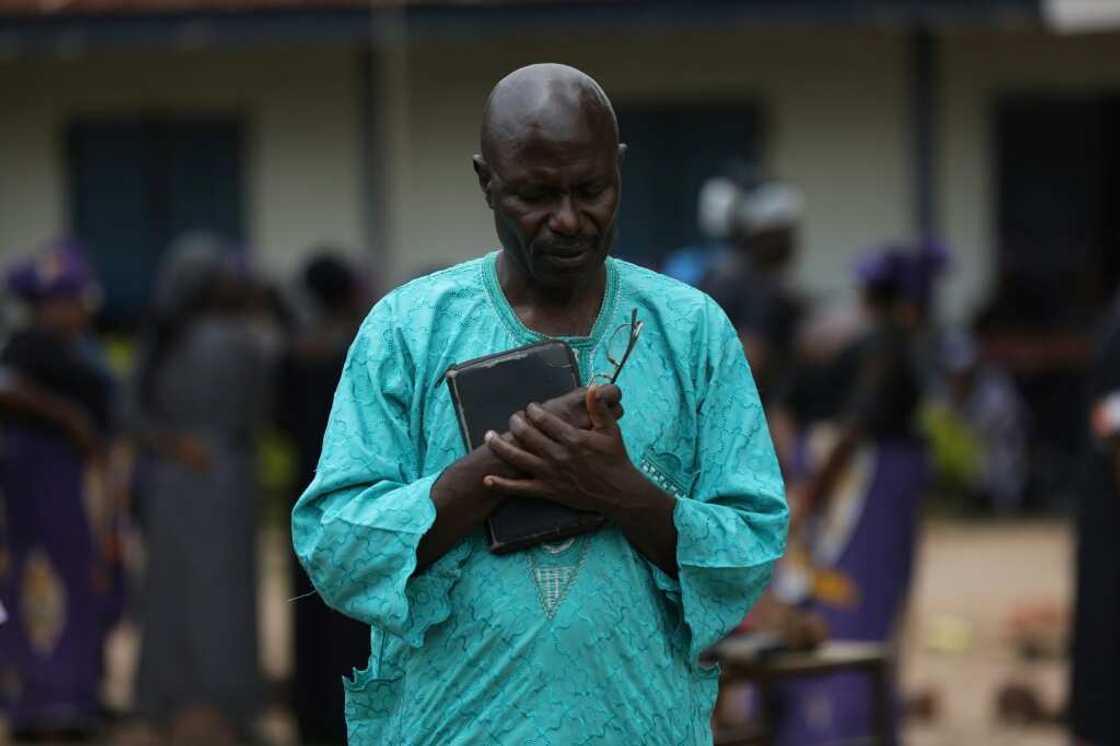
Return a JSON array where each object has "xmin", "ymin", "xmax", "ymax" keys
[
  {"xmin": 484, "ymin": 430, "xmax": 548, "ymax": 474},
  {"xmin": 594, "ymin": 383, "xmax": 623, "ymax": 410},
  {"xmin": 539, "ymin": 387, "xmax": 624, "ymax": 430},
  {"xmin": 482, "ymin": 474, "xmax": 550, "ymax": 498},
  {"xmin": 509, "ymin": 412, "xmax": 567, "ymax": 461},
  {"xmin": 526, "ymin": 402, "xmax": 583, "ymax": 446},
  {"xmin": 586, "ymin": 384, "xmax": 620, "ymax": 432}
]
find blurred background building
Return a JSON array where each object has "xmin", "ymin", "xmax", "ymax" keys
[
  {"xmin": 3, "ymin": 0, "xmax": 1119, "ymax": 496},
  {"xmin": 0, "ymin": 0, "xmax": 1116, "ymax": 313},
  {"xmin": 1, "ymin": 0, "xmax": 1118, "ymax": 743}
]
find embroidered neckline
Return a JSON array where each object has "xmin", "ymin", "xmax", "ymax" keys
[
  {"xmin": 525, "ymin": 536, "xmax": 589, "ymax": 619},
  {"xmin": 481, "ymin": 251, "xmax": 620, "ymax": 353}
]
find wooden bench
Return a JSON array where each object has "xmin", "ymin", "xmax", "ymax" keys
[{"xmin": 710, "ymin": 638, "xmax": 892, "ymax": 746}]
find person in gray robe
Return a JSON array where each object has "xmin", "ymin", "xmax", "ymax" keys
[{"xmin": 131, "ymin": 234, "xmax": 268, "ymax": 740}]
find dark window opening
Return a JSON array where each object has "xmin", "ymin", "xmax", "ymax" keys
[
  {"xmin": 991, "ymin": 95, "xmax": 1120, "ymax": 329},
  {"xmin": 984, "ymin": 94, "xmax": 1120, "ymax": 508},
  {"xmin": 66, "ymin": 117, "xmax": 245, "ymax": 331}
]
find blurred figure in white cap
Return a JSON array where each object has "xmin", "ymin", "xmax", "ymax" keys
[{"xmin": 695, "ymin": 175, "xmax": 805, "ymax": 401}]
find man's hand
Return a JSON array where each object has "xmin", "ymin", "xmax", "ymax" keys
[
  {"xmin": 482, "ymin": 384, "xmax": 646, "ymax": 517},
  {"xmin": 785, "ymin": 481, "xmax": 811, "ymax": 533},
  {"xmin": 541, "ymin": 384, "xmax": 623, "ymax": 429},
  {"xmin": 487, "ymin": 384, "xmax": 624, "ymax": 449},
  {"xmin": 417, "ymin": 384, "xmax": 624, "ymax": 573}
]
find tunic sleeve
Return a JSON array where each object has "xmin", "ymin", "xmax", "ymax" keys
[
  {"xmin": 291, "ymin": 301, "xmax": 470, "ymax": 647},
  {"xmin": 648, "ymin": 301, "xmax": 789, "ymax": 663}
]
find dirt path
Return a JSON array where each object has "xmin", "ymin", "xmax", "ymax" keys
[{"xmin": 902, "ymin": 519, "xmax": 1071, "ymax": 746}]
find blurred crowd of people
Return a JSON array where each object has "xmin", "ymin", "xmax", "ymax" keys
[
  {"xmin": 658, "ymin": 169, "xmax": 1117, "ymax": 745},
  {"xmin": 0, "ymin": 235, "xmax": 372, "ymax": 743},
  {"xmin": 660, "ymin": 171, "xmax": 1035, "ymax": 744}
]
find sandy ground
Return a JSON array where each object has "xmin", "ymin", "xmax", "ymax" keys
[
  {"xmin": 901, "ymin": 519, "xmax": 1071, "ymax": 746},
  {"xmin": 3, "ymin": 518, "xmax": 1074, "ymax": 745}
]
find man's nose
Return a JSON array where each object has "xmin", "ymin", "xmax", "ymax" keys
[{"xmin": 548, "ymin": 195, "xmax": 580, "ymax": 236}]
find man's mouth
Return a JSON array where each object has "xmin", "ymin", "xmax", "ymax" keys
[
  {"xmin": 537, "ymin": 241, "xmax": 596, "ymax": 267},
  {"xmin": 540, "ymin": 249, "xmax": 592, "ymax": 270}
]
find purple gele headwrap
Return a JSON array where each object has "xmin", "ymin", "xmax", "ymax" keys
[
  {"xmin": 855, "ymin": 239, "xmax": 950, "ymax": 308},
  {"xmin": 7, "ymin": 239, "xmax": 100, "ymax": 303},
  {"xmin": 855, "ymin": 243, "xmax": 910, "ymax": 288},
  {"xmin": 904, "ymin": 239, "xmax": 950, "ymax": 309}
]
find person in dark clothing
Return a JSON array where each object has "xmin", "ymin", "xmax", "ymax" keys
[
  {"xmin": 278, "ymin": 252, "xmax": 370, "ymax": 744},
  {"xmin": 696, "ymin": 178, "xmax": 805, "ymax": 403},
  {"xmin": 0, "ymin": 241, "xmax": 119, "ymax": 741},
  {"xmin": 1070, "ymin": 293, "xmax": 1120, "ymax": 746}
]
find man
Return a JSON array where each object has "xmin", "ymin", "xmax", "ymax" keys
[{"xmin": 292, "ymin": 63, "xmax": 787, "ymax": 744}]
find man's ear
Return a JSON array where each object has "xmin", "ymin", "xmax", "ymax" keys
[{"xmin": 473, "ymin": 155, "xmax": 494, "ymax": 209}]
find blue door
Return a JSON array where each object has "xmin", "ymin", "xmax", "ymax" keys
[{"xmin": 67, "ymin": 119, "xmax": 244, "ymax": 329}]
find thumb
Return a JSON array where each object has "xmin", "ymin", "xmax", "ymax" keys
[{"xmin": 586, "ymin": 384, "xmax": 618, "ymax": 432}]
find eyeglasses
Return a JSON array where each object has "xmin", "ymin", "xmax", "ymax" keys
[{"xmin": 590, "ymin": 308, "xmax": 644, "ymax": 385}]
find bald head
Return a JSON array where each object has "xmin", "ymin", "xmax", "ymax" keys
[
  {"xmin": 480, "ymin": 63, "xmax": 619, "ymax": 166},
  {"xmin": 474, "ymin": 64, "xmax": 624, "ymax": 290}
]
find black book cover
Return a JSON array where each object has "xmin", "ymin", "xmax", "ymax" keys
[{"xmin": 444, "ymin": 340, "xmax": 605, "ymax": 553}]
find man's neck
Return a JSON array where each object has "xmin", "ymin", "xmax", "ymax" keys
[{"xmin": 497, "ymin": 251, "xmax": 607, "ymax": 338}]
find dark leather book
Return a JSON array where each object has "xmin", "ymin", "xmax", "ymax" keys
[{"xmin": 444, "ymin": 340, "xmax": 606, "ymax": 554}]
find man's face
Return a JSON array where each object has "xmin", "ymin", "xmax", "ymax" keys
[{"xmin": 477, "ymin": 125, "xmax": 623, "ymax": 289}]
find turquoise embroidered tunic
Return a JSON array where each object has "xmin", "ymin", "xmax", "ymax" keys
[{"xmin": 292, "ymin": 253, "xmax": 788, "ymax": 745}]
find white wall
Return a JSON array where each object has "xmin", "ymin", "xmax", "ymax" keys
[
  {"xmin": 381, "ymin": 26, "xmax": 914, "ymax": 304},
  {"xmin": 10, "ymin": 24, "xmax": 1117, "ymax": 323},
  {"xmin": 938, "ymin": 27, "xmax": 1120, "ymax": 321},
  {"xmin": 0, "ymin": 43, "xmax": 364, "ymax": 281}
]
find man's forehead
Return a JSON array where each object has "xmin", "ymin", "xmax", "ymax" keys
[
  {"xmin": 491, "ymin": 128, "xmax": 615, "ymax": 182},
  {"xmin": 489, "ymin": 100, "xmax": 609, "ymax": 148}
]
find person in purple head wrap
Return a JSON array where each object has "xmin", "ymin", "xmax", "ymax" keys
[
  {"xmin": 767, "ymin": 240, "xmax": 940, "ymax": 746},
  {"xmin": 0, "ymin": 239, "xmax": 120, "ymax": 740}
]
